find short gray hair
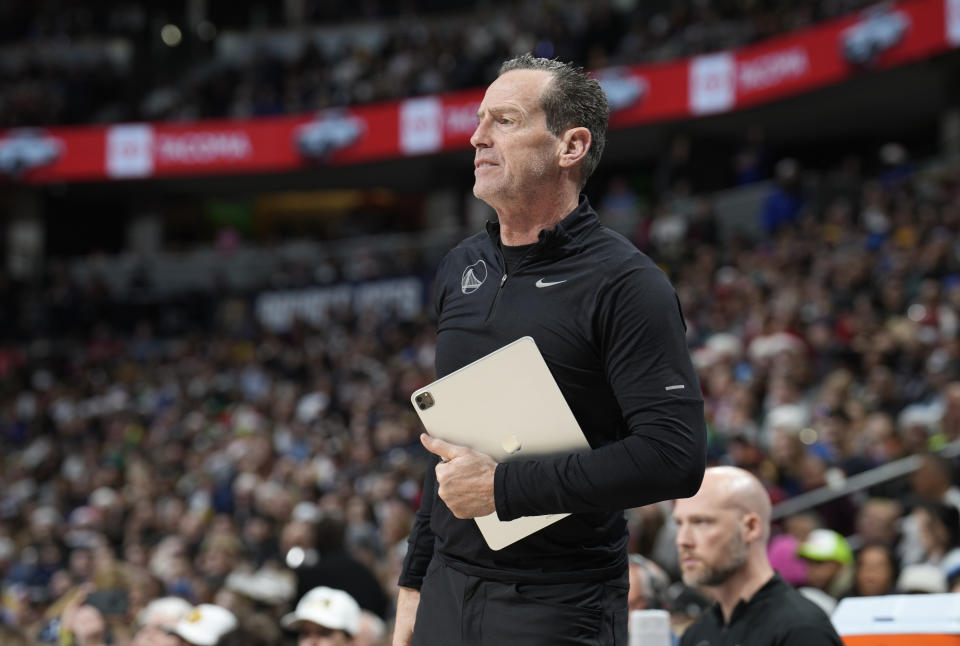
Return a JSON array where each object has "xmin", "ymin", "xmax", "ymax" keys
[{"xmin": 498, "ymin": 54, "xmax": 609, "ymax": 189}]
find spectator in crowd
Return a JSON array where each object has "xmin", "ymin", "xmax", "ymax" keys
[
  {"xmin": 910, "ymin": 454, "xmax": 960, "ymax": 511},
  {"xmin": 936, "ymin": 382, "xmax": 960, "ymax": 444},
  {"xmin": 57, "ymin": 587, "xmax": 112, "ymax": 646},
  {"xmin": 896, "ymin": 563, "xmax": 948, "ymax": 594},
  {"xmin": 165, "ymin": 604, "xmax": 238, "ymax": 646},
  {"xmin": 759, "ymin": 158, "xmax": 805, "ymax": 236},
  {"xmin": 628, "ymin": 554, "xmax": 670, "ymax": 612},
  {"xmin": 904, "ymin": 501, "xmax": 960, "ymax": 568},
  {"xmin": 674, "ymin": 466, "xmax": 842, "ymax": 645},
  {"xmin": 62, "ymin": 605, "xmax": 109, "ymax": 646},
  {"xmin": 851, "ymin": 543, "xmax": 898, "ymax": 597},
  {"xmin": 766, "ymin": 533, "xmax": 807, "ymax": 587},
  {"xmin": 732, "ymin": 125, "xmax": 768, "ymax": 185},
  {"xmin": 854, "ymin": 498, "xmax": 903, "ymax": 549},
  {"xmin": 796, "ymin": 529, "xmax": 855, "ymax": 612},
  {"xmin": 280, "ymin": 586, "xmax": 361, "ymax": 646},
  {"xmin": 294, "ymin": 513, "xmax": 388, "ymax": 620},
  {"xmin": 131, "ymin": 596, "xmax": 192, "ymax": 646}
]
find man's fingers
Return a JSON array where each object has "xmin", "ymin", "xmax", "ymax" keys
[{"xmin": 421, "ymin": 433, "xmax": 469, "ymax": 461}]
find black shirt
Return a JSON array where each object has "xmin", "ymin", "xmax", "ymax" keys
[
  {"xmin": 499, "ymin": 241, "xmax": 535, "ymax": 274},
  {"xmin": 399, "ymin": 196, "xmax": 706, "ymax": 588},
  {"xmin": 680, "ymin": 574, "xmax": 844, "ymax": 646}
]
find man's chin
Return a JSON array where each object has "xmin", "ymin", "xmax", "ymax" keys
[
  {"xmin": 681, "ymin": 569, "xmax": 706, "ymax": 587},
  {"xmin": 472, "ymin": 183, "xmax": 498, "ymax": 205}
]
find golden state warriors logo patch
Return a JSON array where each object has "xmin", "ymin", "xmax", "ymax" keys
[{"xmin": 461, "ymin": 259, "xmax": 487, "ymax": 294}]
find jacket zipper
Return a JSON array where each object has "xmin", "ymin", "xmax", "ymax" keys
[
  {"xmin": 485, "ymin": 246, "xmax": 535, "ymax": 324},
  {"xmin": 485, "ymin": 273, "xmax": 508, "ymax": 323}
]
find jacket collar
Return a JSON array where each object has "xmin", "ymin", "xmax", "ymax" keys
[
  {"xmin": 709, "ymin": 573, "xmax": 785, "ymax": 627},
  {"xmin": 484, "ymin": 195, "xmax": 598, "ymax": 257}
]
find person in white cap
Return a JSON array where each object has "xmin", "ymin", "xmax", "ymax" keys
[
  {"xmin": 132, "ymin": 597, "xmax": 193, "ymax": 646},
  {"xmin": 281, "ymin": 586, "xmax": 361, "ymax": 646},
  {"xmin": 896, "ymin": 563, "xmax": 948, "ymax": 594},
  {"xmin": 165, "ymin": 604, "xmax": 238, "ymax": 646}
]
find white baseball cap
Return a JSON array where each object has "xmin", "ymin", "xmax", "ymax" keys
[
  {"xmin": 167, "ymin": 604, "xmax": 238, "ymax": 646},
  {"xmin": 897, "ymin": 564, "xmax": 948, "ymax": 594},
  {"xmin": 138, "ymin": 596, "xmax": 193, "ymax": 630},
  {"xmin": 280, "ymin": 586, "xmax": 361, "ymax": 636}
]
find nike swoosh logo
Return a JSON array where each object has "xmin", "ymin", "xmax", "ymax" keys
[{"xmin": 535, "ymin": 278, "xmax": 567, "ymax": 288}]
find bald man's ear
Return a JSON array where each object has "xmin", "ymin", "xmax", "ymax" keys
[
  {"xmin": 743, "ymin": 513, "xmax": 765, "ymax": 543},
  {"xmin": 558, "ymin": 126, "xmax": 590, "ymax": 170}
]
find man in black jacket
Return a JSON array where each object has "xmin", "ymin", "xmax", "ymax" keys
[
  {"xmin": 393, "ymin": 54, "xmax": 706, "ymax": 646},
  {"xmin": 675, "ymin": 467, "xmax": 843, "ymax": 645}
]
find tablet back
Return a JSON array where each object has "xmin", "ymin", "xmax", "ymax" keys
[{"xmin": 411, "ymin": 336, "xmax": 590, "ymax": 550}]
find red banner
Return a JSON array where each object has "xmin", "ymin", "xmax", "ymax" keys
[
  {"xmin": 689, "ymin": 0, "xmax": 950, "ymax": 113},
  {"xmin": 0, "ymin": 0, "xmax": 954, "ymax": 185}
]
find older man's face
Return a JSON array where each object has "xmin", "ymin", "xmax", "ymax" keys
[{"xmin": 469, "ymin": 69, "xmax": 562, "ymax": 210}]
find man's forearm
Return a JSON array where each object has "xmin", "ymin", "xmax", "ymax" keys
[{"xmin": 392, "ymin": 586, "xmax": 421, "ymax": 646}]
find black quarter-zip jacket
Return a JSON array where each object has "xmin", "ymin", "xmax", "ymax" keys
[
  {"xmin": 679, "ymin": 574, "xmax": 844, "ymax": 645},
  {"xmin": 399, "ymin": 196, "xmax": 706, "ymax": 588}
]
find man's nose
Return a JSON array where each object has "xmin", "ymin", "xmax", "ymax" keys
[{"xmin": 470, "ymin": 119, "xmax": 490, "ymax": 149}]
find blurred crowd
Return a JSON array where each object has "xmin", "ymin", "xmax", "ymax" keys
[
  {"xmin": 4, "ymin": 128, "xmax": 960, "ymax": 642},
  {"xmin": 1, "ymin": 0, "xmax": 882, "ymax": 127},
  {"xmin": 0, "ymin": 50, "xmax": 960, "ymax": 646},
  {"xmin": 0, "ymin": 295, "xmax": 435, "ymax": 644}
]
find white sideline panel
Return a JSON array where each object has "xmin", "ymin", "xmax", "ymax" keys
[{"xmin": 833, "ymin": 594, "xmax": 960, "ymax": 635}]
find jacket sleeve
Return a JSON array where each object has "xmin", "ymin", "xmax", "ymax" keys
[
  {"xmin": 397, "ymin": 454, "xmax": 438, "ymax": 589},
  {"xmin": 494, "ymin": 262, "xmax": 706, "ymax": 519}
]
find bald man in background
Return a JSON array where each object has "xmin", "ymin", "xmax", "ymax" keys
[{"xmin": 674, "ymin": 467, "xmax": 842, "ymax": 645}]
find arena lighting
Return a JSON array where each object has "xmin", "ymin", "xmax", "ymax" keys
[{"xmin": 161, "ymin": 24, "xmax": 183, "ymax": 47}]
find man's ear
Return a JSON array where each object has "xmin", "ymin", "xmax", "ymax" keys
[
  {"xmin": 743, "ymin": 513, "xmax": 764, "ymax": 542},
  {"xmin": 558, "ymin": 126, "xmax": 591, "ymax": 169}
]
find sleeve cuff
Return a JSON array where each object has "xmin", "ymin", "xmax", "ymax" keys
[
  {"xmin": 397, "ymin": 571, "xmax": 424, "ymax": 591},
  {"xmin": 494, "ymin": 462, "xmax": 518, "ymax": 521}
]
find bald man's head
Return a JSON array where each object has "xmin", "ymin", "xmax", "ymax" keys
[
  {"xmin": 699, "ymin": 467, "xmax": 772, "ymax": 537},
  {"xmin": 674, "ymin": 467, "xmax": 773, "ymax": 588}
]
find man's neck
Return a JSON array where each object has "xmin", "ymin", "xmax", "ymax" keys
[
  {"xmin": 496, "ymin": 191, "xmax": 580, "ymax": 246},
  {"xmin": 707, "ymin": 560, "xmax": 775, "ymax": 625}
]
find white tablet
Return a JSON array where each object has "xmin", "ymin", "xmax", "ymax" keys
[{"xmin": 411, "ymin": 336, "xmax": 590, "ymax": 550}]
